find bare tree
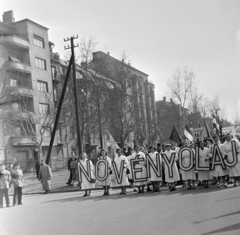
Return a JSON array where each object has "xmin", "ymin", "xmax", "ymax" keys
[
  {"xmin": 104, "ymin": 54, "xmax": 136, "ymax": 147},
  {"xmin": 167, "ymin": 67, "xmax": 196, "ymax": 131}
]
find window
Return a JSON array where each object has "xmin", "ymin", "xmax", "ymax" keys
[
  {"xmin": 70, "ymin": 126, "xmax": 75, "ymax": 139},
  {"xmin": 37, "ymin": 80, "xmax": 48, "ymax": 92},
  {"xmin": 53, "ymin": 88, "xmax": 57, "ymax": 101},
  {"xmin": 35, "ymin": 57, "xmax": 46, "ymax": 70},
  {"xmin": 14, "ymin": 127, "xmax": 21, "ymax": 136},
  {"xmin": 10, "ymin": 79, "xmax": 18, "ymax": 87},
  {"xmin": 139, "ymin": 110, "xmax": 142, "ymax": 120},
  {"xmin": 43, "ymin": 128, "xmax": 51, "ymax": 137},
  {"xmin": 12, "ymin": 103, "xmax": 20, "ymax": 111},
  {"xmin": 9, "ymin": 52, "xmax": 21, "ymax": 62},
  {"xmin": 34, "ymin": 35, "xmax": 44, "ymax": 48},
  {"xmin": 51, "ymin": 66, "xmax": 56, "ymax": 79},
  {"xmin": 39, "ymin": 103, "xmax": 49, "ymax": 114}
]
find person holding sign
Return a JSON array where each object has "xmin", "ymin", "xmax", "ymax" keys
[
  {"xmin": 148, "ymin": 146, "xmax": 162, "ymax": 192},
  {"xmin": 113, "ymin": 149, "xmax": 129, "ymax": 195},
  {"xmin": 79, "ymin": 153, "xmax": 95, "ymax": 197},
  {"xmin": 132, "ymin": 145, "xmax": 147, "ymax": 193},
  {"xmin": 97, "ymin": 149, "xmax": 112, "ymax": 196},
  {"xmin": 208, "ymin": 136, "xmax": 228, "ymax": 188},
  {"xmin": 161, "ymin": 143, "xmax": 180, "ymax": 191},
  {"xmin": 126, "ymin": 147, "xmax": 137, "ymax": 192},
  {"xmin": 222, "ymin": 133, "xmax": 240, "ymax": 187},
  {"xmin": 180, "ymin": 139, "xmax": 196, "ymax": 190},
  {"xmin": 197, "ymin": 141, "xmax": 212, "ymax": 188}
]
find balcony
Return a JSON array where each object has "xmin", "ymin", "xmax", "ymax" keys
[
  {"xmin": 0, "ymin": 34, "xmax": 29, "ymax": 50},
  {"xmin": 50, "ymin": 52, "xmax": 60, "ymax": 62},
  {"xmin": 11, "ymin": 136, "xmax": 36, "ymax": 147},
  {"xmin": 7, "ymin": 60, "xmax": 31, "ymax": 74}
]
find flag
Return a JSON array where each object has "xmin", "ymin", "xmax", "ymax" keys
[
  {"xmin": 106, "ymin": 130, "xmax": 120, "ymax": 154},
  {"xmin": 184, "ymin": 124, "xmax": 193, "ymax": 141},
  {"xmin": 204, "ymin": 119, "xmax": 213, "ymax": 140},
  {"xmin": 212, "ymin": 114, "xmax": 221, "ymax": 138},
  {"xmin": 169, "ymin": 125, "xmax": 182, "ymax": 144}
]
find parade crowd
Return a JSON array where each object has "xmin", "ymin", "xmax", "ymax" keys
[
  {"xmin": 65, "ymin": 133, "xmax": 240, "ymax": 197},
  {"xmin": 1, "ymin": 132, "xmax": 240, "ymax": 208}
]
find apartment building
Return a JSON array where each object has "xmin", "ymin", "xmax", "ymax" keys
[
  {"xmin": 88, "ymin": 51, "xmax": 158, "ymax": 146},
  {"xmin": 0, "ymin": 11, "xmax": 64, "ymax": 170}
]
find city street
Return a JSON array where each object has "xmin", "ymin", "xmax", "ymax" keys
[{"xmin": 1, "ymin": 185, "xmax": 240, "ymax": 235}]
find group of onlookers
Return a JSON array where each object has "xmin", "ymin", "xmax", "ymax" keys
[
  {"xmin": 0, "ymin": 159, "xmax": 53, "ymax": 208},
  {"xmin": 0, "ymin": 163, "xmax": 23, "ymax": 208}
]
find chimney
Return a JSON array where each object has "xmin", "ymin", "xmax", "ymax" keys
[
  {"xmin": 3, "ymin": 11, "xmax": 15, "ymax": 24},
  {"xmin": 170, "ymin": 98, "xmax": 173, "ymax": 103},
  {"xmin": 163, "ymin": 96, "xmax": 166, "ymax": 101},
  {"xmin": 107, "ymin": 52, "xmax": 110, "ymax": 55}
]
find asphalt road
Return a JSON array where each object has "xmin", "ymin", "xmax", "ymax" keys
[{"xmin": 1, "ymin": 186, "xmax": 240, "ymax": 235}]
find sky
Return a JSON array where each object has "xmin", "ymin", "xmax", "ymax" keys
[{"xmin": 2, "ymin": 0, "xmax": 240, "ymax": 122}]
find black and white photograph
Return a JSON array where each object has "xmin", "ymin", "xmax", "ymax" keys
[{"xmin": 0, "ymin": 1, "xmax": 240, "ymax": 234}]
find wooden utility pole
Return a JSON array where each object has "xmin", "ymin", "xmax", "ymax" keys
[
  {"xmin": 64, "ymin": 36, "xmax": 83, "ymax": 156},
  {"xmin": 46, "ymin": 55, "xmax": 73, "ymax": 164}
]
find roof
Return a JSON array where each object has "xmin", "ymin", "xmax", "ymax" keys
[
  {"xmin": 12, "ymin": 19, "xmax": 49, "ymax": 30},
  {"xmin": 93, "ymin": 51, "xmax": 149, "ymax": 77}
]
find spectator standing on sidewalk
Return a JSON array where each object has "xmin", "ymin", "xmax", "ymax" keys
[
  {"xmin": 11, "ymin": 163, "xmax": 24, "ymax": 206},
  {"xmin": 0, "ymin": 164, "xmax": 11, "ymax": 208},
  {"xmin": 66, "ymin": 152, "xmax": 76, "ymax": 186},
  {"xmin": 35, "ymin": 160, "xmax": 40, "ymax": 179},
  {"xmin": 38, "ymin": 160, "xmax": 52, "ymax": 194}
]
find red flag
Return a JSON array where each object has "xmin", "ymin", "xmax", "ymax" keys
[{"xmin": 169, "ymin": 126, "xmax": 182, "ymax": 144}]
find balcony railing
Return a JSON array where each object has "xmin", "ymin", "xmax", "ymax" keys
[
  {"xmin": 0, "ymin": 34, "xmax": 29, "ymax": 49},
  {"xmin": 7, "ymin": 61, "xmax": 31, "ymax": 73}
]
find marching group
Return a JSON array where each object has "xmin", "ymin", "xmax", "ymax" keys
[{"xmin": 66, "ymin": 133, "xmax": 240, "ymax": 197}]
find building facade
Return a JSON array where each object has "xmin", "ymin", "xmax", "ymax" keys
[
  {"xmin": 88, "ymin": 51, "xmax": 158, "ymax": 147},
  {"xmin": 0, "ymin": 11, "xmax": 65, "ymax": 170}
]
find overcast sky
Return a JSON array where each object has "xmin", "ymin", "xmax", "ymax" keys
[{"xmin": 2, "ymin": 0, "xmax": 240, "ymax": 121}]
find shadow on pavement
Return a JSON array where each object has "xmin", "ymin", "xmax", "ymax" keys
[
  {"xmin": 41, "ymin": 190, "xmax": 166, "ymax": 204},
  {"xmin": 193, "ymin": 211, "xmax": 240, "ymax": 224},
  {"xmin": 216, "ymin": 196, "xmax": 240, "ymax": 202},
  {"xmin": 200, "ymin": 223, "xmax": 240, "ymax": 235}
]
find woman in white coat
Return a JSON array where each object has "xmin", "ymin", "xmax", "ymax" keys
[
  {"xmin": 181, "ymin": 139, "xmax": 196, "ymax": 190},
  {"xmin": 114, "ymin": 149, "xmax": 129, "ymax": 195},
  {"xmin": 222, "ymin": 134, "xmax": 240, "ymax": 187},
  {"xmin": 97, "ymin": 149, "xmax": 112, "ymax": 196},
  {"xmin": 148, "ymin": 146, "xmax": 162, "ymax": 192},
  {"xmin": 79, "ymin": 153, "xmax": 94, "ymax": 197},
  {"xmin": 197, "ymin": 141, "xmax": 212, "ymax": 188},
  {"xmin": 162, "ymin": 143, "xmax": 180, "ymax": 191},
  {"xmin": 132, "ymin": 145, "xmax": 147, "ymax": 193},
  {"xmin": 208, "ymin": 135, "xmax": 228, "ymax": 188}
]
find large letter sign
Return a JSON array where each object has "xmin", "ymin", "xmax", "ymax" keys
[
  {"xmin": 78, "ymin": 160, "xmax": 91, "ymax": 183},
  {"xmin": 130, "ymin": 158, "xmax": 147, "ymax": 182},
  {"xmin": 224, "ymin": 140, "xmax": 238, "ymax": 167},
  {"xmin": 161, "ymin": 152, "xmax": 176, "ymax": 178},
  {"xmin": 178, "ymin": 147, "xmax": 194, "ymax": 171},
  {"xmin": 112, "ymin": 160, "xmax": 125, "ymax": 184},
  {"xmin": 146, "ymin": 153, "xmax": 161, "ymax": 178},
  {"xmin": 211, "ymin": 144, "xmax": 226, "ymax": 170},
  {"xmin": 195, "ymin": 147, "xmax": 210, "ymax": 171},
  {"xmin": 95, "ymin": 159, "xmax": 109, "ymax": 181}
]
